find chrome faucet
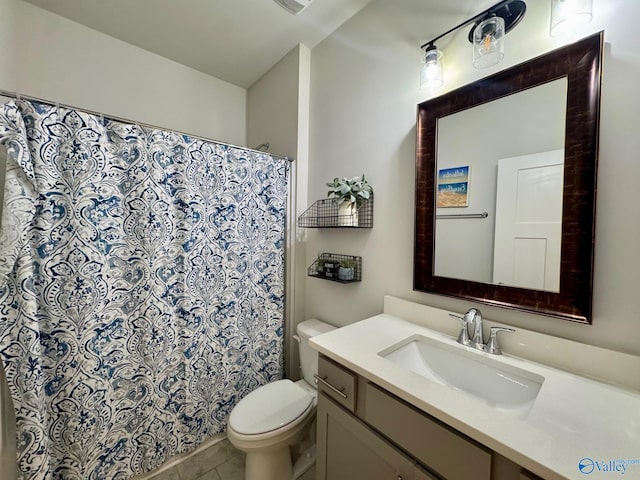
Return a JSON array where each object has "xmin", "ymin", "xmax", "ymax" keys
[
  {"xmin": 468, "ymin": 308, "xmax": 484, "ymax": 350},
  {"xmin": 448, "ymin": 308, "xmax": 514, "ymax": 355}
]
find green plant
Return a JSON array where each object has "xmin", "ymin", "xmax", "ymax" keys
[
  {"xmin": 326, "ymin": 174, "xmax": 372, "ymax": 207},
  {"xmin": 316, "ymin": 254, "xmax": 326, "ymax": 272},
  {"xmin": 339, "ymin": 258, "xmax": 355, "ymax": 269}
]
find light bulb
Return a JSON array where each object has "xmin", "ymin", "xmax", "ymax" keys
[
  {"xmin": 420, "ymin": 47, "xmax": 443, "ymax": 91},
  {"xmin": 473, "ymin": 15, "xmax": 505, "ymax": 69}
]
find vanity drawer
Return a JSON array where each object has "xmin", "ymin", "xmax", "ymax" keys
[
  {"xmin": 364, "ymin": 383, "xmax": 491, "ymax": 480},
  {"xmin": 317, "ymin": 356, "xmax": 357, "ymax": 412}
]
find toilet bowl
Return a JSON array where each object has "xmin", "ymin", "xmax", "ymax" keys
[{"xmin": 227, "ymin": 319, "xmax": 336, "ymax": 480}]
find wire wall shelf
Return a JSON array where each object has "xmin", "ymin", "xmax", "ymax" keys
[
  {"xmin": 297, "ymin": 196, "xmax": 373, "ymax": 228},
  {"xmin": 308, "ymin": 253, "xmax": 362, "ymax": 284}
]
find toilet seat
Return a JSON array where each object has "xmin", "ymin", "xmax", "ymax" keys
[{"xmin": 229, "ymin": 379, "xmax": 313, "ymax": 436}]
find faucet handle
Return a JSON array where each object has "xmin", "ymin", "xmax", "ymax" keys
[
  {"xmin": 485, "ymin": 327, "xmax": 515, "ymax": 355},
  {"xmin": 448, "ymin": 313, "xmax": 471, "ymax": 346}
]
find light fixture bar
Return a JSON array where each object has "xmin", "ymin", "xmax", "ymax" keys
[{"xmin": 420, "ymin": 0, "xmax": 526, "ymax": 50}]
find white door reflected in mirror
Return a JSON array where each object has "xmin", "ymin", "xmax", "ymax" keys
[{"xmin": 493, "ymin": 150, "xmax": 563, "ymax": 292}]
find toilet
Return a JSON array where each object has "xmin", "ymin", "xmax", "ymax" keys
[{"xmin": 227, "ymin": 319, "xmax": 336, "ymax": 480}]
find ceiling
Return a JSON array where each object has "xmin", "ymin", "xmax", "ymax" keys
[{"xmin": 23, "ymin": 0, "xmax": 373, "ymax": 88}]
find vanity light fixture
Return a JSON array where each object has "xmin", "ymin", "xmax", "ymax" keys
[
  {"xmin": 549, "ymin": 0, "xmax": 593, "ymax": 37},
  {"xmin": 472, "ymin": 14, "xmax": 506, "ymax": 69},
  {"xmin": 419, "ymin": 0, "xmax": 527, "ymax": 88},
  {"xmin": 420, "ymin": 45, "xmax": 444, "ymax": 91}
]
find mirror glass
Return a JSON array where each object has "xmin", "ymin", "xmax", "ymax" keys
[
  {"xmin": 434, "ymin": 78, "xmax": 567, "ymax": 292},
  {"xmin": 414, "ymin": 33, "xmax": 603, "ymax": 323}
]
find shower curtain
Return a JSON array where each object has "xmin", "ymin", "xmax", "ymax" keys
[{"xmin": 0, "ymin": 100, "xmax": 289, "ymax": 480}]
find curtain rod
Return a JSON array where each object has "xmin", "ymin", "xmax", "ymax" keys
[{"xmin": 0, "ymin": 88, "xmax": 293, "ymax": 163}]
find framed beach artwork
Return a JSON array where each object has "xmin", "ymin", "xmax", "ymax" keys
[{"xmin": 437, "ymin": 166, "xmax": 470, "ymax": 207}]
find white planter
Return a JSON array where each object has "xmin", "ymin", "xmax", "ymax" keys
[
  {"xmin": 338, "ymin": 267, "xmax": 354, "ymax": 281},
  {"xmin": 337, "ymin": 202, "xmax": 358, "ymax": 227}
]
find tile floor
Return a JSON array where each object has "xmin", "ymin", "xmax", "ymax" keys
[{"xmin": 135, "ymin": 438, "xmax": 315, "ymax": 480}]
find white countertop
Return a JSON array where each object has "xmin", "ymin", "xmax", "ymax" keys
[{"xmin": 310, "ymin": 313, "xmax": 640, "ymax": 480}]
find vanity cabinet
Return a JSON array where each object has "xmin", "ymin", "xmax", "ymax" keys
[{"xmin": 316, "ymin": 355, "xmax": 544, "ymax": 480}]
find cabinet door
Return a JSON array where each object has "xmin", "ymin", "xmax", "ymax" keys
[{"xmin": 316, "ymin": 392, "xmax": 414, "ymax": 480}]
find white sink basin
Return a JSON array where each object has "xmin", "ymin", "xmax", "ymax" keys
[{"xmin": 379, "ymin": 335, "xmax": 544, "ymax": 419}]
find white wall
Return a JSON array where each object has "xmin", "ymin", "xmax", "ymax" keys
[
  {"xmin": 0, "ymin": 0, "xmax": 246, "ymax": 145},
  {"xmin": 247, "ymin": 44, "xmax": 312, "ymax": 378},
  {"xmin": 306, "ymin": 0, "xmax": 640, "ymax": 356},
  {"xmin": 248, "ymin": 45, "xmax": 302, "ymax": 158}
]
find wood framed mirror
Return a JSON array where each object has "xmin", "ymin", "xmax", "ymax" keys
[{"xmin": 414, "ymin": 32, "xmax": 603, "ymax": 323}]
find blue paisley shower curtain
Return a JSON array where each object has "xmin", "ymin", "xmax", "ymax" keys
[{"xmin": 0, "ymin": 100, "xmax": 288, "ymax": 479}]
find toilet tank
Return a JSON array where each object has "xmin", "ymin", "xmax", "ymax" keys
[{"xmin": 296, "ymin": 319, "xmax": 336, "ymax": 386}]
